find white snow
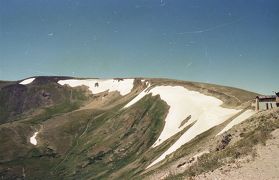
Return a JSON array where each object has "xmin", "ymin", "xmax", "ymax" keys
[
  {"xmin": 124, "ymin": 82, "xmax": 151, "ymax": 108},
  {"xmin": 124, "ymin": 85, "xmax": 240, "ymax": 168},
  {"xmin": 217, "ymin": 109, "xmax": 255, "ymax": 136},
  {"xmin": 19, "ymin": 78, "xmax": 36, "ymax": 85},
  {"xmin": 58, "ymin": 79, "xmax": 134, "ymax": 96},
  {"xmin": 30, "ymin": 132, "xmax": 38, "ymax": 145}
]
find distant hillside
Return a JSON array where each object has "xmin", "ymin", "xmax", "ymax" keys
[{"xmin": 2, "ymin": 76, "xmax": 277, "ymax": 180}]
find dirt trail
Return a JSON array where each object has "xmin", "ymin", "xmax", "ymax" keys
[{"xmin": 194, "ymin": 129, "xmax": 279, "ymax": 180}]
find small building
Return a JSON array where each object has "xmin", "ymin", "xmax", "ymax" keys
[
  {"xmin": 255, "ymin": 93, "xmax": 279, "ymax": 111},
  {"xmin": 276, "ymin": 92, "xmax": 279, "ymax": 106}
]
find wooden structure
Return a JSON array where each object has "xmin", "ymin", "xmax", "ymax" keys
[{"xmin": 255, "ymin": 92, "xmax": 279, "ymax": 111}]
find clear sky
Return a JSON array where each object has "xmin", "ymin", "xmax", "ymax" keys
[{"xmin": 0, "ymin": 0, "xmax": 278, "ymax": 94}]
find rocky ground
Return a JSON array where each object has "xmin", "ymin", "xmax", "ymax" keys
[{"xmin": 194, "ymin": 128, "xmax": 279, "ymax": 180}]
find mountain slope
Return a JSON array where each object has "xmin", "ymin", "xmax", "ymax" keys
[
  {"xmin": 0, "ymin": 76, "xmax": 270, "ymax": 180},
  {"xmin": 152, "ymin": 108, "xmax": 279, "ymax": 180}
]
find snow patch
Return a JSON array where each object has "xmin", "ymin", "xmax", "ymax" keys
[
  {"xmin": 30, "ymin": 132, "xmax": 38, "ymax": 145},
  {"xmin": 58, "ymin": 79, "xmax": 134, "ymax": 96},
  {"xmin": 124, "ymin": 82, "xmax": 151, "ymax": 108},
  {"xmin": 19, "ymin": 78, "xmax": 36, "ymax": 85},
  {"xmin": 217, "ymin": 110, "xmax": 255, "ymax": 136},
  {"xmin": 124, "ymin": 86, "xmax": 240, "ymax": 168}
]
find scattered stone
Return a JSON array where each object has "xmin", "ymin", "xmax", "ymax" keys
[{"xmin": 216, "ymin": 133, "xmax": 232, "ymax": 151}]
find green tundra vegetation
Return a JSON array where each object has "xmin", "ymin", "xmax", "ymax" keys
[{"xmin": 1, "ymin": 77, "xmax": 272, "ymax": 180}]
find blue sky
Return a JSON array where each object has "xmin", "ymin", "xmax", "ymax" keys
[{"xmin": 0, "ymin": 0, "xmax": 278, "ymax": 94}]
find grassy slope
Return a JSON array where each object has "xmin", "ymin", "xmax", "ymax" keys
[
  {"xmin": 0, "ymin": 77, "xmax": 260, "ymax": 179},
  {"xmin": 56, "ymin": 95, "xmax": 169, "ymax": 179},
  {"xmin": 0, "ymin": 79, "xmax": 89, "ymax": 124},
  {"xmin": 0, "ymin": 94, "xmax": 169, "ymax": 179}
]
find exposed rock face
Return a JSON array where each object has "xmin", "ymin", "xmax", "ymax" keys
[{"xmin": 216, "ymin": 133, "xmax": 232, "ymax": 151}]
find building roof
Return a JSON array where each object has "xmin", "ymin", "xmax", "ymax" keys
[{"xmin": 256, "ymin": 95, "xmax": 277, "ymax": 99}]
